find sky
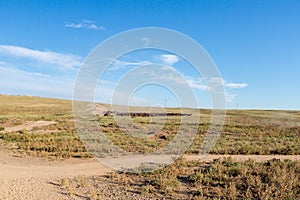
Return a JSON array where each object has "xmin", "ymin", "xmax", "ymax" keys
[{"xmin": 0, "ymin": 0, "xmax": 299, "ymax": 110}]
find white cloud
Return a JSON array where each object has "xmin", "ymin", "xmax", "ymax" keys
[
  {"xmin": 65, "ymin": 19, "xmax": 105, "ymax": 30},
  {"xmin": 0, "ymin": 45, "xmax": 82, "ymax": 70},
  {"xmin": 160, "ymin": 54, "xmax": 179, "ymax": 66},
  {"xmin": 124, "ymin": 66, "xmax": 248, "ymax": 105},
  {"xmin": 0, "ymin": 65, "xmax": 74, "ymax": 98},
  {"xmin": 108, "ymin": 59, "xmax": 152, "ymax": 70},
  {"xmin": 114, "ymin": 60, "xmax": 152, "ymax": 67},
  {"xmin": 186, "ymin": 78, "xmax": 208, "ymax": 90},
  {"xmin": 96, "ymin": 56, "xmax": 248, "ymax": 106},
  {"xmin": 126, "ymin": 65, "xmax": 247, "ymax": 92},
  {"xmin": 225, "ymin": 83, "xmax": 248, "ymax": 89},
  {"xmin": 132, "ymin": 66, "xmax": 209, "ymax": 91},
  {"xmin": 199, "ymin": 77, "xmax": 247, "ymax": 90},
  {"xmin": 109, "ymin": 58, "xmax": 247, "ymax": 93},
  {"xmin": 32, "ymin": 72, "xmax": 51, "ymax": 78}
]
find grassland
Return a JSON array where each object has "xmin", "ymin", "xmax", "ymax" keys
[
  {"xmin": 60, "ymin": 157, "xmax": 299, "ymax": 199},
  {"xmin": 0, "ymin": 95, "xmax": 91, "ymax": 159},
  {"xmin": 0, "ymin": 95, "xmax": 299, "ymax": 159},
  {"xmin": 0, "ymin": 95, "xmax": 299, "ymax": 199}
]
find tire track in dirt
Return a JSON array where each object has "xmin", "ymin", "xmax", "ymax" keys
[
  {"xmin": 2, "ymin": 121, "xmax": 57, "ymax": 133},
  {"xmin": 0, "ymin": 149, "xmax": 299, "ymax": 200}
]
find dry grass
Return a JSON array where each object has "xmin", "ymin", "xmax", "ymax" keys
[
  {"xmin": 0, "ymin": 95, "xmax": 299, "ymax": 159},
  {"xmin": 63, "ymin": 158, "xmax": 300, "ymax": 199},
  {"xmin": 0, "ymin": 95, "xmax": 90, "ymax": 159},
  {"xmin": 99, "ymin": 113, "xmax": 300, "ymax": 155},
  {"xmin": 0, "ymin": 131, "xmax": 91, "ymax": 159},
  {"xmin": 1, "ymin": 95, "xmax": 299, "ymax": 199}
]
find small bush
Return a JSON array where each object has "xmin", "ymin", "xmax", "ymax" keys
[
  {"xmin": 62, "ymin": 158, "xmax": 300, "ymax": 199},
  {"xmin": 0, "ymin": 126, "xmax": 4, "ymax": 131}
]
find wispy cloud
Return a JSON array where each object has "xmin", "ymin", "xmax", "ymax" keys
[
  {"xmin": 108, "ymin": 58, "xmax": 248, "ymax": 92},
  {"xmin": 187, "ymin": 77, "xmax": 241, "ymax": 103},
  {"xmin": 125, "ymin": 65, "xmax": 247, "ymax": 104},
  {"xmin": 0, "ymin": 65, "xmax": 74, "ymax": 98},
  {"xmin": 108, "ymin": 59, "xmax": 152, "ymax": 70},
  {"xmin": 65, "ymin": 19, "xmax": 105, "ymax": 30},
  {"xmin": 160, "ymin": 54, "xmax": 179, "ymax": 66},
  {"xmin": 0, "ymin": 45, "xmax": 82, "ymax": 70},
  {"xmin": 186, "ymin": 77, "xmax": 208, "ymax": 90},
  {"xmin": 225, "ymin": 82, "xmax": 248, "ymax": 89},
  {"xmin": 188, "ymin": 77, "xmax": 247, "ymax": 91}
]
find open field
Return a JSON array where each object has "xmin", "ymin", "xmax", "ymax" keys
[
  {"xmin": 0, "ymin": 149, "xmax": 299, "ymax": 199},
  {"xmin": 63, "ymin": 157, "xmax": 299, "ymax": 199},
  {"xmin": 0, "ymin": 95, "xmax": 299, "ymax": 199},
  {"xmin": 0, "ymin": 95, "xmax": 299, "ymax": 159}
]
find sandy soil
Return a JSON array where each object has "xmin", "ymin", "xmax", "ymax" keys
[
  {"xmin": 3, "ymin": 121, "xmax": 57, "ymax": 133},
  {"xmin": 0, "ymin": 149, "xmax": 109, "ymax": 200},
  {"xmin": 0, "ymin": 148, "xmax": 299, "ymax": 200}
]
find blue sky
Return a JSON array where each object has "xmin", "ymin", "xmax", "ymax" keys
[{"xmin": 0, "ymin": 0, "xmax": 299, "ymax": 110}]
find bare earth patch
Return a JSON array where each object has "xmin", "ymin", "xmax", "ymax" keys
[
  {"xmin": 3, "ymin": 121, "xmax": 57, "ymax": 133},
  {"xmin": 0, "ymin": 148, "xmax": 109, "ymax": 200},
  {"xmin": 0, "ymin": 147, "xmax": 299, "ymax": 200}
]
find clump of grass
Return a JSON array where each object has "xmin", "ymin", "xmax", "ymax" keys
[
  {"xmin": 62, "ymin": 158, "xmax": 299, "ymax": 199},
  {"xmin": 60, "ymin": 176, "xmax": 101, "ymax": 199},
  {"xmin": 187, "ymin": 158, "xmax": 300, "ymax": 199},
  {"xmin": 0, "ymin": 131, "xmax": 91, "ymax": 159},
  {"xmin": 0, "ymin": 126, "xmax": 4, "ymax": 131}
]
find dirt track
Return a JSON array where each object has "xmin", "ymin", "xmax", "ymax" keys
[
  {"xmin": 0, "ymin": 148, "xmax": 299, "ymax": 200},
  {"xmin": 0, "ymin": 149, "xmax": 109, "ymax": 200},
  {"xmin": 1, "ymin": 118, "xmax": 299, "ymax": 199},
  {"xmin": 3, "ymin": 121, "xmax": 57, "ymax": 132}
]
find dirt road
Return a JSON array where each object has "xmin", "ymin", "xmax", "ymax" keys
[
  {"xmin": 0, "ymin": 149, "xmax": 109, "ymax": 200},
  {"xmin": 3, "ymin": 121, "xmax": 57, "ymax": 133},
  {"xmin": 0, "ymin": 149, "xmax": 299, "ymax": 200}
]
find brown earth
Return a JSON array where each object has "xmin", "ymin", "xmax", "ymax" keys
[
  {"xmin": 2, "ymin": 121, "xmax": 57, "ymax": 133},
  {"xmin": 1, "ymin": 148, "xmax": 299, "ymax": 200}
]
